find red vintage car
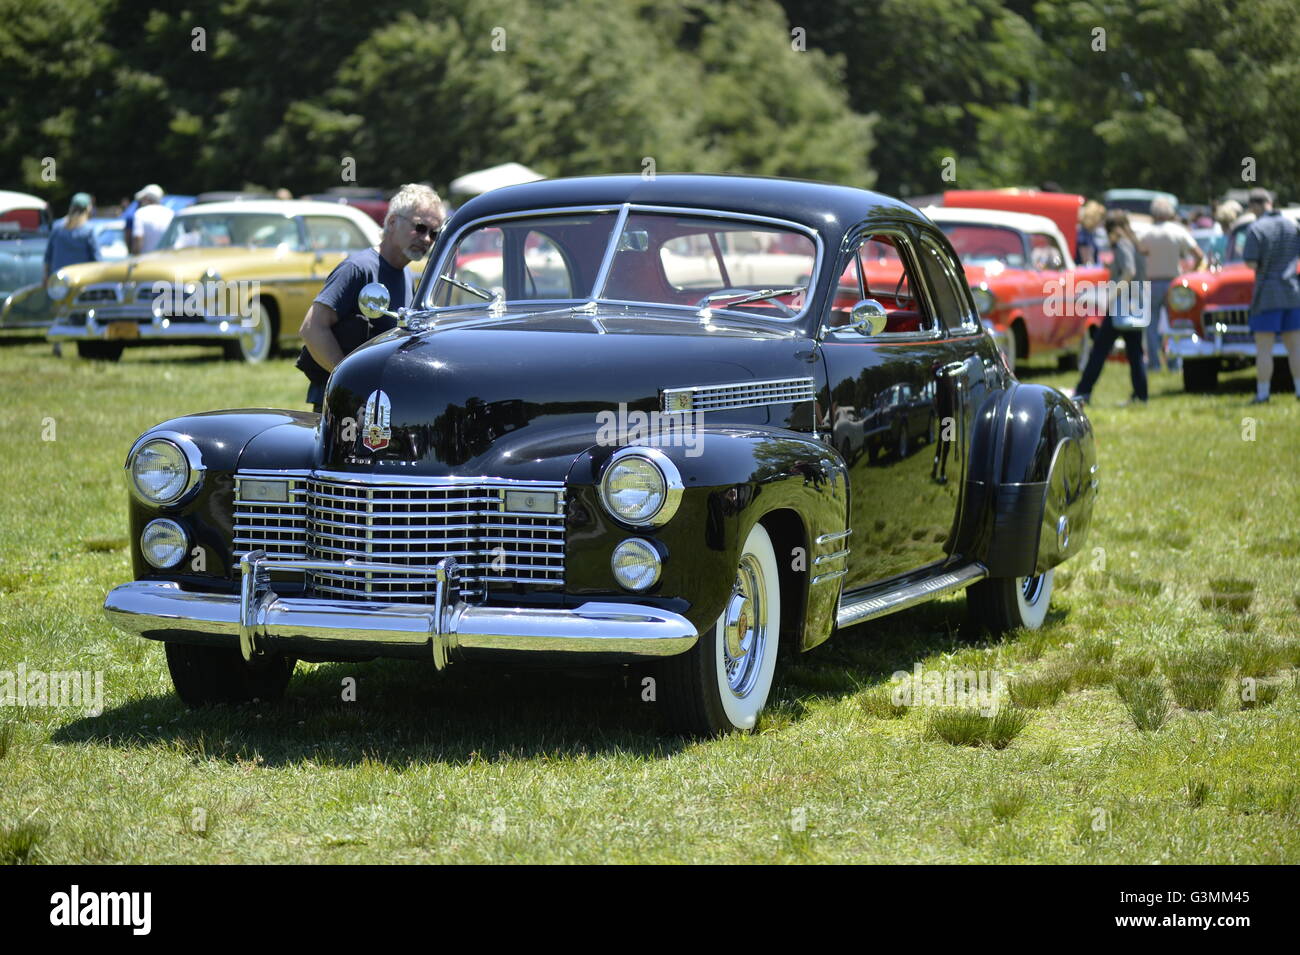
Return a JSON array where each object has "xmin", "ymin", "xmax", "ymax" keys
[{"xmin": 1166, "ymin": 208, "xmax": 1300, "ymax": 392}]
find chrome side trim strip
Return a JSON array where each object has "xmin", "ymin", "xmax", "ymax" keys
[
  {"xmin": 813, "ymin": 548, "xmax": 850, "ymax": 565},
  {"xmin": 836, "ymin": 562, "xmax": 987, "ymax": 630},
  {"xmin": 815, "ymin": 529, "xmax": 852, "ymax": 545},
  {"xmin": 811, "ymin": 568, "xmax": 847, "ymax": 585}
]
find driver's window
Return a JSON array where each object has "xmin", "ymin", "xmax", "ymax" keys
[
  {"xmin": 1029, "ymin": 233, "xmax": 1066, "ymax": 270},
  {"xmin": 661, "ymin": 233, "xmax": 723, "ymax": 291},
  {"xmin": 851, "ymin": 232, "xmax": 937, "ymax": 336}
]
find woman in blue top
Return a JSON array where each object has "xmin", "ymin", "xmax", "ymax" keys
[{"xmin": 43, "ymin": 192, "xmax": 100, "ymax": 279}]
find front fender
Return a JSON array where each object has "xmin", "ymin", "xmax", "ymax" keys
[
  {"xmin": 563, "ymin": 428, "xmax": 848, "ymax": 646},
  {"xmin": 124, "ymin": 409, "xmax": 319, "ymax": 583},
  {"xmin": 956, "ymin": 383, "xmax": 1097, "ymax": 577}
]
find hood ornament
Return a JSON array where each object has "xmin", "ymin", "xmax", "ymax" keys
[{"xmin": 361, "ymin": 390, "xmax": 392, "ymax": 452}]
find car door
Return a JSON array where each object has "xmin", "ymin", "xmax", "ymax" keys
[{"xmin": 818, "ymin": 222, "xmax": 976, "ymax": 591}]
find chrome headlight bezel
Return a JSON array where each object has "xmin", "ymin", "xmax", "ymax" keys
[
  {"xmin": 140, "ymin": 518, "xmax": 189, "ymax": 569},
  {"xmin": 46, "ymin": 272, "xmax": 69, "ymax": 303},
  {"xmin": 1167, "ymin": 284, "xmax": 1197, "ymax": 313},
  {"xmin": 126, "ymin": 431, "xmax": 205, "ymax": 507},
  {"xmin": 598, "ymin": 446, "xmax": 683, "ymax": 528},
  {"xmin": 610, "ymin": 537, "xmax": 663, "ymax": 591}
]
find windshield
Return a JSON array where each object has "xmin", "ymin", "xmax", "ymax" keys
[
  {"xmin": 158, "ymin": 213, "xmax": 302, "ymax": 251},
  {"xmin": 430, "ymin": 209, "xmax": 817, "ymax": 318},
  {"xmin": 937, "ymin": 223, "xmax": 1026, "ymax": 268}
]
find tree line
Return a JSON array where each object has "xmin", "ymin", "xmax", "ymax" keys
[{"xmin": 2, "ymin": 0, "xmax": 1296, "ymax": 207}]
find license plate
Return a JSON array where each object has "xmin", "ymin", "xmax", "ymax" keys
[{"xmin": 106, "ymin": 321, "xmax": 140, "ymax": 340}]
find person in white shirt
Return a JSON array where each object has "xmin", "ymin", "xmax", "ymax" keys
[
  {"xmin": 132, "ymin": 184, "xmax": 174, "ymax": 254},
  {"xmin": 1138, "ymin": 197, "xmax": 1206, "ymax": 371}
]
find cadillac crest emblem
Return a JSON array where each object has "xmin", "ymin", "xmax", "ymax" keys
[{"xmin": 361, "ymin": 389, "xmax": 392, "ymax": 452}]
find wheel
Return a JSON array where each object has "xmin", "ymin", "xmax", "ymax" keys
[
  {"xmin": 1058, "ymin": 330, "xmax": 1090, "ymax": 372},
  {"xmin": 1182, "ymin": 359, "xmax": 1219, "ymax": 393},
  {"xmin": 76, "ymin": 341, "xmax": 124, "ymax": 361},
  {"xmin": 222, "ymin": 299, "xmax": 276, "ymax": 363},
  {"xmin": 896, "ymin": 424, "xmax": 910, "ymax": 459},
  {"xmin": 967, "ymin": 569, "xmax": 1054, "ymax": 634},
  {"xmin": 999, "ymin": 324, "xmax": 1017, "ymax": 372},
  {"xmin": 165, "ymin": 642, "xmax": 295, "ymax": 706},
  {"xmin": 660, "ymin": 522, "xmax": 781, "ymax": 736}
]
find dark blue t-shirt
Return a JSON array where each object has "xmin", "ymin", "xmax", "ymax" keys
[{"xmin": 297, "ymin": 248, "xmax": 413, "ymax": 383}]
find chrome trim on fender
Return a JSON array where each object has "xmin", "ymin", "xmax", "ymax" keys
[
  {"xmin": 813, "ymin": 548, "xmax": 850, "ymax": 565},
  {"xmin": 836, "ymin": 562, "xmax": 987, "ymax": 630},
  {"xmin": 811, "ymin": 568, "xmax": 847, "ymax": 586},
  {"xmin": 662, "ymin": 377, "xmax": 816, "ymax": 413},
  {"xmin": 815, "ymin": 528, "xmax": 852, "ymax": 545}
]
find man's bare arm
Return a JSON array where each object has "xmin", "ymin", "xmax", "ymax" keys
[{"xmin": 300, "ymin": 301, "xmax": 345, "ymax": 372}]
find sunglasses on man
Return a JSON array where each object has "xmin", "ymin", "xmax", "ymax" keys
[{"xmin": 399, "ymin": 214, "xmax": 441, "ymax": 237}]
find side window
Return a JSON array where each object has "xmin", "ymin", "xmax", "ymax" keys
[
  {"xmin": 1029, "ymin": 233, "xmax": 1066, "ymax": 270},
  {"xmin": 446, "ymin": 226, "xmax": 504, "ymax": 304},
  {"xmin": 853, "ymin": 232, "xmax": 938, "ymax": 335},
  {"xmin": 918, "ymin": 233, "xmax": 979, "ymax": 331},
  {"xmin": 304, "ymin": 216, "xmax": 369, "ymax": 251},
  {"xmin": 520, "ymin": 231, "xmax": 574, "ymax": 299}
]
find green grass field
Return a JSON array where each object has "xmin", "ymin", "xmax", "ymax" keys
[{"xmin": 1, "ymin": 337, "xmax": 1297, "ymax": 864}]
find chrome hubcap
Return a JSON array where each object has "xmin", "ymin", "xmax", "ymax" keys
[
  {"xmin": 241, "ymin": 308, "xmax": 268, "ymax": 358},
  {"xmin": 723, "ymin": 555, "xmax": 767, "ymax": 698},
  {"xmin": 1021, "ymin": 574, "xmax": 1046, "ymax": 606}
]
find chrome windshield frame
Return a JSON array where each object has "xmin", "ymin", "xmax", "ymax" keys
[{"xmin": 415, "ymin": 203, "xmax": 824, "ymax": 324}]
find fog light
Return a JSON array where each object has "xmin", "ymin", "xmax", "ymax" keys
[
  {"xmin": 611, "ymin": 538, "xmax": 661, "ymax": 591},
  {"xmin": 141, "ymin": 519, "xmax": 188, "ymax": 569}
]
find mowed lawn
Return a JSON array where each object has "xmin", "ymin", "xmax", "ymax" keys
[{"xmin": 1, "ymin": 335, "xmax": 1298, "ymax": 864}]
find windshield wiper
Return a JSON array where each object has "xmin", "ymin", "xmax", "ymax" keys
[
  {"xmin": 699, "ymin": 286, "xmax": 805, "ymax": 308},
  {"xmin": 438, "ymin": 273, "xmax": 500, "ymax": 303}
]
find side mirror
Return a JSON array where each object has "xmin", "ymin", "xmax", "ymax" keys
[
  {"xmin": 849, "ymin": 299, "xmax": 888, "ymax": 336},
  {"xmin": 358, "ymin": 282, "xmax": 394, "ymax": 319}
]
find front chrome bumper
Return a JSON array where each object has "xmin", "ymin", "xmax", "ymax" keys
[
  {"xmin": 1167, "ymin": 329, "xmax": 1289, "ymax": 359},
  {"xmin": 103, "ymin": 552, "xmax": 698, "ymax": 667},
  {"xmin": 48, "ymin": 312, "xmax": 255, "ymax": 343}
]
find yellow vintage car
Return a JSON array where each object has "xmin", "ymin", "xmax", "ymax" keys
[{"xmin": 46, "ymin": 200, "xmax": 395, "ymax": 361}]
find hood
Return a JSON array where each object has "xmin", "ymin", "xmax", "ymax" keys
[
  {"xmin": 320, "ymin": 306, "xmax": 815, "ymax": 479},
  {"xmin": 58, "ymin": 247, "xmax": 291, "ymax": 289}
]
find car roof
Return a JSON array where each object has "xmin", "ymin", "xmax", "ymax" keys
[
  {"xmin": 176, "ymin": 200, "xmax": 382, "ymax": 239},
  {"xmin": 444, "ymin": 174, "xmax": 926, "ymax": 242},
  {"xmin": 924, "ymin": 205, "xmax": 1064, "ymax": 237},
  {"xmin": 0, "ymin": 189, "xmax": 48, "ymax": 212}
]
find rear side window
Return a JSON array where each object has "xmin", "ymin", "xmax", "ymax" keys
[
  {"xmin": 917, "ymin": 233, "xmax": 979, "ymax": 331},
  {"xmin": 854, "ymin": 232, "xmax": 938, "ymax": 336}
]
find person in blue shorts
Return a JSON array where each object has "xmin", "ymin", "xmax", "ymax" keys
[{"xmin": 1242, "ymin": 188, "xmax": 1300, "ymax": 403}]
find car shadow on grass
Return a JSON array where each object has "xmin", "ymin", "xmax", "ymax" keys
[
  {"xmin": 770, "ymin": 596, "xmax": 1069, "ymax": 721},
  {"xmin": 51, "ymin": 658, "xmax": 688, "ymax": 766}
]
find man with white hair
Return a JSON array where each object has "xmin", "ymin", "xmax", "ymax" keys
[
  {"xmin": 131, "ymin": 184, "xmax": 174, "ymax": 254},
  {"xmin": 1138, "ymin": 195, "xmax": 1206, "ymax": 371},
  {"xmin": 297, "ymin": 183, "xmax": 445, "ymax": 411}
]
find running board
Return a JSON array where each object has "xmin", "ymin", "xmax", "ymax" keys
[{"xmin": 836, "ymin": 562, "xmax": 987, "ymax": 630}]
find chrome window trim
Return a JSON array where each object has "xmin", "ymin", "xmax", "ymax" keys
[
  {"xmin": 418, "ymin": 203, "xmax": 823, "ymax": 324},
  {"xmin": 823, "ymin": 226, "xmax": 944, "ymax": 342}
]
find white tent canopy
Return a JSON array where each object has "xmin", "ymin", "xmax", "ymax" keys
[{"xmin": 449, "ymin": 163, "xmax": 544, "ymax": 197}]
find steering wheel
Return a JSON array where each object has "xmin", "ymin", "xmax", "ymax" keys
[{"xmin": 694, "ymin": 287, "xmax": 797, "ymax": 317}]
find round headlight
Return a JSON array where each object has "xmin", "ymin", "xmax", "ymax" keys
[
  {"xmin": 141, "ymin": 519, "xmax": 188, "ymax": 569},
  {"xmin": 970, "ymin": 286, "xmax": 996, "ymax": 315},
  {"xmin": 1167, "ymin": 284, "xmax": 1197, "ymax": 312},
  {"xmin": 599, "ymin": 447, "xmax": 683, "ymax": 527},
  {"xmin": 130, "ymin": 439, "xmax": 191, "ymax": 504},
  {"xmin": 611, "ymin": 538, "xmax": 662, "ymax": 591},
  {"xmin": 46, "ymin": 274, "xmax": 69, "ymax": 302}
]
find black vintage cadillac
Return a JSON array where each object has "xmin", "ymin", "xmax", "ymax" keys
[{"xmin": 104, "ymin": 175, "xmax": 1098, "ymax": 736}]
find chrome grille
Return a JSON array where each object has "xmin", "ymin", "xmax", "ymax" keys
[
  {"xmin": 76, "ymin": 285, "xmax": 119, "ymax": 304},
  {"xmin": 662, "ymin": 376, "xmax": 815, "ymax": 413},
  {"xmin": 233, "ymin": 475, "xmax": 308, "ymax": 559},
  {"xmin": 231, "ymin": 473, "xmax": 566, "ymax": 603},
  {"xmin": 1205, "ymin": 308, "xmax": 1249, "ymax": 326},
  {"xmin": 1204, "ymin": 309, "xmax": 1251, "ymax": 344}
]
